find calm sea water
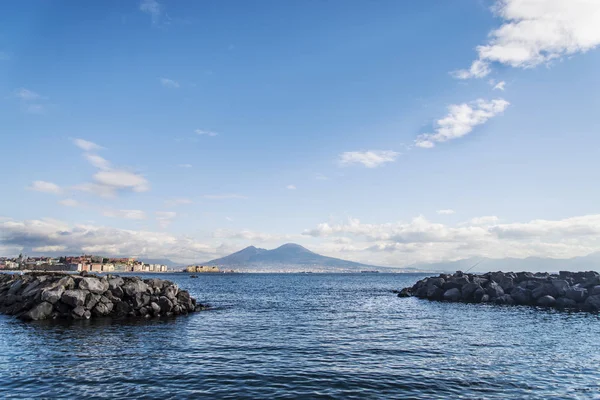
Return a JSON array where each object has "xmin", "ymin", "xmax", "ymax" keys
[{"xmin": 1, "ymin": 273, "xmax": 600, "ymax": 399}]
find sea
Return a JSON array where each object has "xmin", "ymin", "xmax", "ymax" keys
[{"xmin": 1, "ymin": 273, "xmax": 600, "ymax": 399}]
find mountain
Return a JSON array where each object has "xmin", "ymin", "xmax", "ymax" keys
[
  {"xmin": 203, "ymin": 243, "xmax": 397, "ymax": 272},
  {"xmin": 409, "ymin": 252, "xmax": 600, "ymax": 273}
]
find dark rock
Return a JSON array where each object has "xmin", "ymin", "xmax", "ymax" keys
[
  {"xmin": 20, "ymin": 302, "xmax": 54, "ymax": 321},
  {"xmin": 115, "ymin": 301, "xmax": 132, "ymax": 316},
  {"xmin": 532, "ymin": 283, "xmax": 559, "ymax": 300},
  {"xmin": 510, "ymin": 287, "xmax": 532, "ymax": 305},
  {"xmin": 551, "ymin": 280, "xmax": 570, "ymax": 297},
  {"xmin": 61, "ymin": 290, "xmax": 88, "ymax": 307},
  {"xmin": 494, "ymin": 294, "xmax": 514, "ymax": 305},
  {"xmin": 41, "ymin": 287, "xmax": 65, "ymax": 304},
  {"xmin": 110, "ymin": 286, "xmax": 124, "ymax": 299},
  {"xmin": 93, "ymin": 301, "xmax": 113, "ymax": 316},
  {"xmin": 72, "ymin": 306, "xmax": 86, "ymax": 319},
  {"xmin": 473, "ymin": 287, "xmax": 486, "ymax": 302},
  {"xmin": 537, "ymin": 295, "xmax": 556, "ymax": 307},
  {"xmin": 397, "ymin": 288, "xmax": 411, "ymax": 298},
  {"xmin": 78, "ymin": 277, "xmax": 109, "ymax": 294},
  {"xmin": 158, "ymin": 296, "xmax": 173, "ymax": 313},
  {"xmin": 591, "ymin": 285, "xmax": 600, "ymax": 296},
  {"xmin": 426, "ymin": 285, "xmax": 444, "ymax": 300},
  {"xmin": 443, "ymin": 288, "xmax": 461, "ymax": 302},
  {"xmin": 85, "ymin": 293, "xmax": 102, "ymax": 310},
  {"xmin": 555, "ymin": 297, "xmax": 577, "ymax": 309},
  {"xmin": 461, "ymin": 283, "xmax": 482, "ymax": 301},
  {"xmin": 426, "ymin": 277, "xmax": 445, "ymax": 288},
  {"xmin": 486, "ymin": 282, "xmax": 505, "ymax": 299},
  {"xmin": 584, "ymin": 295, "xmax": 600, "ymax": 311},
  {"xmin": 150, "ymin": 301, "xmax": 161, "ymax": 315},
  {"xmin": 123, "ymin": 281, "xmax": 148, "ymax": 297},
  {"xmin": 565, "ymin": 287, "xmax": 588, "ymax": 303}
]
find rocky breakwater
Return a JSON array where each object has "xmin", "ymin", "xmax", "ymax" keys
[
  {"xmin": 398, "ymin": 270, "xmax": 600, "ymax": 312},
  {"xmin": 0, "ymin": 272, "xmax": 206, "ymax": 321}
]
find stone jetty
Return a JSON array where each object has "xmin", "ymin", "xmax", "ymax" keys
[
  {"xmin": 0, "ymin": 272, "xmax": 206, "ymax": 321},
  {"xmin": 399, "ymin": 270, "xmax": 600, "ymax": 312}
]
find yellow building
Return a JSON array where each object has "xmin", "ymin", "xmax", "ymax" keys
[{"xmin": 186, "ymin": 265, "xmax": 220, "ymax": 273}]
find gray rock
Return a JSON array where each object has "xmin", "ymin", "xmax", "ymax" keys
[
  {"xmin": 158, "ymin": 296, "xmax": 173, "ymax": 313},
  {"xmin": 537, "ymin": 295, "xmax": 556, "ymax": 307},
  {"xmin": 72, "ymin": 305, "xmax": 86, "ymax": 319},
  {"xmin": 20, "ymin": 301, "xmax": 54, "ymax": 321},
  {"xmin": 397, "ymin": 288, "xmax": 411, "ymax": 298},
  {"xmin": 426, "ymin": 285, "xmax": 444, "ymax": 300},
  {"xmin": 150, "ymin": 302, "xmax": 161, "ymax": 315},
  {"xmin": 115, "ymin": 301, "xmax": 132, "ymax": 316},
  {"xmin": 123, "ymin": 281, "xmax": 148, "ymax": 297},
  {"xmin": 494, "ymin": 294, "xmax": 514, "ymax": 305},
  {"xmin": 486, "ymin": 282, "xmax": 505, "ymax": 299},
  {"xmin": 164, "ymin": 285, "xmax": 178, "ymax": 300},
  {"xmin": 510, "ymin": 287, "xmax": 532, "ymax": 305},
  {"xmin": 426, "ymin": 277, "xmax": 445, "ymax": 288},
  {"xmin": 591, "ymin": 285, "xmax": 600, "ymax": 296},
  {"xmin": 108, "ymin": 277, "xmax": 124, "ymax": 290},
  {"xmin": 555, "ymin": 297, "xmax": 577, "ymax": 308},
  {"xmin": 584, "ymin": 295, "xmax": 600, "ymax": 311},
  {"xmin": 85, "ymin": 293, "xmax": 102, "ymax": 310},
  {"xmin": 78, "ymin": 277, "xmax": 109, "ymax": 294},
  {"xmin": 443, "ymin": 288, "xmax": 461, "ymax": 302},
  {"xmin": 565, "ymin": 287, "xmax": 588, "ymax": 303},
  {"xmin": 532, "ymin": 283, "xmax": 559, "ymax": 300},
  {"xmin": 473, "ymin": 287, "xmax": 486, "ymax": 302},
  {"xmin": 110, "ymin": 285, "xmax": 124, "ymax": 299},
  {"xmin": 93, "ymin": 301, "xmax": 113, "ymax": 316},
  {"xmin": 551, "ymin": 280, "xmax": 570, "ymax": 297},
  {"xmin": 139, "ymin": 307, "xmax": 149, "ymax": 316},
  {"xmin": 480, "ymin": 294, "xmax": 490, "ymax": 303},
  {"xmin": 61, "ymin": 290, "xmax": 88, "ymax": 307},
  {"xmin": 41, "ymin": 286, "xmax": 65, "ymax": 304},
  {"xmin": 461, "ymin": 283, "xmax": 482, "ymax": 301},
  {"xmin": 133, "ymin": 294, "xmax": 151, "ymax": 309},
  {"xmin": 20, "ymin": 280, "xmax": 44, "ymax": 298}
]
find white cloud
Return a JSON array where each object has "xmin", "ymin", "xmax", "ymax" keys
[
  {"xmin": 302, "ymin": 213, "xmax": 600, "ymax": 266},
  {"xmin": 202, "ymin": 194, "xmax": 247, "ymax": 200},
  {"xmin": 455, "ymin": 0, "xmax": 600, "ymax": 78},
  {"xmin": 29, "ymin": 181, "xmax": 61, "ymax": 195},
  {"xmin": 177, "ymin": 163, "xmax": 192, "ymax": 168},
  {"xmin": 32, "ymin": 245, "xmax": 67, "ymax": 253},
  {"xmin": 451, "ymin": 59, "xmax": 491, "ymax": 79},
  {"xmin": 437, "ymin": 209, "xmax": 455, "ymax": 215},
  {"xmin": 59, "ymin": 199, "xmax": 79, "ymax": 207},
  {"xmin": 156, "ymin": 211, "xmax": 177, "ymax": 228},
  {"xmin": 15, "ymin": 88, "xmax": 41, "ymax": 101},
  {"xmin": 160, "ymin": 78, "xmax": 180, "ymax": 88},
  {"xmin": 164, "ymin": 198, "xmax": 193, "ymax": 207},
  {"xmin": 338, "ymin": 150, "xmax": 399, "ymax": 168},
  {"xmin": 73, "ymin": 138, "xmax": 103, "ymax": 152},
  {"xmin": 0, "ymin": 218, "xmax": 222, "ymax": 263},
  {"xmin": 415, "ymin": 99, "xmax": 509, "ymax": 148},
  {"xmin": 72, "ymin": 183, "xmax": 117, "ymax": 198},
  {"xmin": 140, "ymin": 0, "xmax": 162, "ymax": 23},
  {"xmin": 195, "ymin": 129, "xmax": 218, "ymax": 137},
  {"xmin": 93, "ymin": 170, "xmax": 150, "ymax": 193},
  {"xmin": 84, "ymin": 153, "xmax": 111, "ymax": 170},
  {"xmin": 493, "ymin": 81, "xmax": 506, "ymax": 91},
  {"xmin": 213, "ymin": 229, "xmax": 290, "ymax": 242},
  {"xmin": 103, "ymin": 209, "xmax": 147, "ymax": 220},
  {"xmin": 286, "ymin": 184, "xmax": 297, "ymax": 190}
]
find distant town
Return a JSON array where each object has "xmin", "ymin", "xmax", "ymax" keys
[{"xmin": 0, "ymin": 254, "xmax": 170, "ymax": 273}]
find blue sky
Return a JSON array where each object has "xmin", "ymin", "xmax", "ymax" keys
[{"xmin": 1, "ymin": 0, "xmax": 600, "ymax": 266}]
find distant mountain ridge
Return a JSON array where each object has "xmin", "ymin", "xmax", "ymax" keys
[{"xmin": 203, "ymin": 243, "xmax": 392, "ymax": 272}]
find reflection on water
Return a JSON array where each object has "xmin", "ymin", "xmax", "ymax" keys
[{"xmin": 1, "ymin": 273, "xmax": 600, "ymax": 399}]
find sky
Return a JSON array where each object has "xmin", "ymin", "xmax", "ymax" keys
[{"xmin": 1, "ymin": 0, "xmax": 600, "ymax": 266}]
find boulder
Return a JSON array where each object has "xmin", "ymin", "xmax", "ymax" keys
[
  {"xmin": 41, "ymin": 286, "xmax": 64, "ymax": 304},
  {"xmin": 494, "ymin": 294, "xmax": 514, "ymax": 305},
  {"xmin": 85, "ymin": 293, "xmax": 102, "ymax": 310},
  {"xmin": 150, "ymin": 302, "xmax": 161, "ymax": 315},
  {"xmin": 20, "ymin": 301, "xmax": 54, "ymax": 321},
  {"xmin": 510, "ymin": 287, "xmax": 532, "ymax": 305},
  {"xmin": 591, "ymin": 285, "xmax": 600, "ymax": 296},
  {"xmin": 72, "ymin": 306, "xmax": 87, "ymax": 319},
  {"xmin": 108, "ymin": 277, "xmax": 124, "ymax": 290},
  {"xmin": 164, "ymin": 285, "xmax": 178, "ymax": 300},
  {"xmin": 110, "ymin": 286, "xmax": 124, "ymax": 299},
  {"xmin": 426, "ymin": 277, "xmax": 445, "ymax": 288},
  {"xmin": 61, "ymin": 290, "xmax": 88, "ymax": 307},
  {"xmin": 532, "ymin": 284, "xmax": 559, "ymax": 300},
  {"xmin": 565, "ymin": 287, "xmax": 588, "ymax": 303},
  {"xmin": 158, "ymin": 296, "xmax": 173, "ymax": 313},
  {"xmin": 473, "ymin": 287, "xmax": 486, "ymax": 303},
  {"xmin": 426, "ymin": 285, "xmax": 444, "ymax": 300},
  {"xmin": 486, "ymin": 282, "xmax": 505, "ymax": 299},
  {"xmin": 443, "ymin": 288, "xmax": 461, "ymax": 302},
  {"xmin": 555, "ymin": 297, "xmax": 577, "ymax": 309},
  {"xmin": 92, "ymin": 301, "xmax": 113, "ymax": 316},
  {"xmin": 115, "ymin": 301, "xmax": 132, "ymax": 316},
  {"xmin": 584, "ymin": 295, "xmax": 600, "ymax": 311},
  {"xmin": 443, "ymin": 276, "xmax": 470, "ymax": 291},
  {"xmin": 78, "ymin": 277, "xmax": 109, "ymax": 294},
  {"xmin": 123, "ymin": 281, "xmax": 148, "ymax": 297},
  {"xmin": 461, "ymin": 283, "xmax": 482, "ymax": 301},
  {"xmin": 551, "ymin": 280, "xmax": 570, "ymax": 297},
  {"xmin": 536, "ymin": 295, "xmax": 556, "ymax": 307},
  {"xmin": 397, "ymin": 288, "xmax": 411, "ymax": 298}
]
